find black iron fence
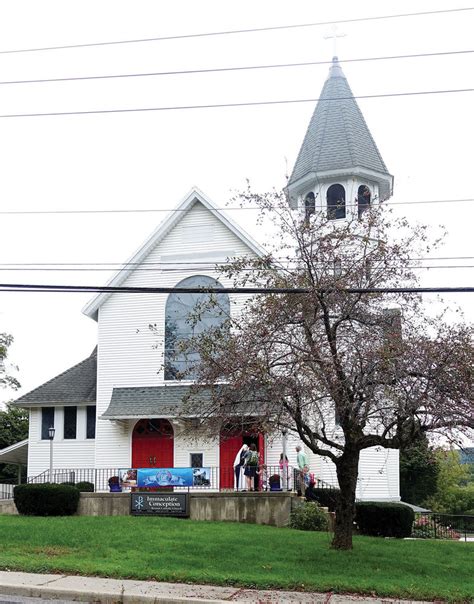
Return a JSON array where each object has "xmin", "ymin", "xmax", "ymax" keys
[
  {"xmin": 25, "ymin": 465, "xmax": 319, "ymax": 493},
  {"xmin": 0, "ymin": 480, "xmax": 16, "ymax": 500},
  {"xmin": 413, "ymin": 513, "xmax": 474, "ymax": 542}
]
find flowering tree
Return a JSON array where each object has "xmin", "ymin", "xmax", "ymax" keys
[{"xmin": 180, "ymin": 190, "xmax": 473, "ymax": 550}]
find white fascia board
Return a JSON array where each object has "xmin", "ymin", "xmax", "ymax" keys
[
  {"xmin": 0, "ymin": 439, "xmax": 28, "ymax": 465},
  {"xmin": 82, "ymin": 187, "xmax": 268, "ymax": 321}
]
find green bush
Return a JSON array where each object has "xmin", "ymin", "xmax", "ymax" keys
[
  {"xmin": 355, "ymin": 502, "xmax": 414, "ymax": 538},
  {"xmin": 289, "ymin": 502, "xmax": 329, "ymax": 531},
  {"xmin": 75, "ymin": 481, "xmax": 94, "ymax": 492},
  {"xmin": 14, "ymin": 483, "xmax": 80, "ymax": 516},
  {"xmin": 310, "ymin": 488, "xmax": 340, "ymax": 512}
]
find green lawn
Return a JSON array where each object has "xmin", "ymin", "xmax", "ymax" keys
[{"xmin": 0, "ymin": 516, "xmax": 472, "ymax": 602}]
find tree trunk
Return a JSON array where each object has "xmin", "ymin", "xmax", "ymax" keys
[{"xmin": 332, "ymin": 448, "xmax": 360, "ymax": 550}]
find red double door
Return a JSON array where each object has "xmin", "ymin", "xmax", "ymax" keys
[
  {"xmin": 132, "ymin": 419, "xmax": 174, "ymax": 468},
  {"xmin": 219, "ymin": 431, "xmax": 265, "ymax": 489}
]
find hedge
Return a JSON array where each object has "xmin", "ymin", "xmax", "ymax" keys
[
  {"xmin": 75, "ymin": 481, "xmax": 94, "ymax": 492},
  {"xmin": 355, "ymin": 502, "xmax": 414, "ymax": 538},
  {"xmin": 309, "ymin": 487, "xmax": 340, "ymax": 512},
  {"xmin": 14, "ymin": 483, "xmax": 80, "ymax": 516}
]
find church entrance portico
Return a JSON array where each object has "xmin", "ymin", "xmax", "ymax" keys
[{"xmin": 132, "ymin": 418, "xmax": 174, "ymax": 468}]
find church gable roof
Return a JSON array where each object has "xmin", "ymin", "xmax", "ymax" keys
[
  {"xmin": 82, "ymin": 187, "xmax": 266, "ymax": 321},
  {"xmin": 288, "ymin": 57, "xmax": 391, "ymax": 187},
  {"xmin": 13, "ymin": 348, "xmax": 97, "ymax": 406}
]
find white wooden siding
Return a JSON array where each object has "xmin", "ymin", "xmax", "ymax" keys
[
  {"xmin": 95, "ymin": 202, "xmax": 257, "ymax": 468},
  {"xmin": 27, "ymin": 407, "xmax": 95, "ymax": 479}
]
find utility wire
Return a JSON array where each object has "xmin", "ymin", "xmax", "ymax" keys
[
  {"xmin": 0, "ymin": 198, "xmax": 472, "ymax": 215},
  {"xmin": 0, "ymin": 257, "xmax": 473, "ymax": 267},
  {"xmin": 0, "ymin": 283, "xmax": 472, "ymax": 294},
  {"xmin": 0, "ymin": 265, "xmax": 472, "ymax": 272},
  {"xmin": 0, "ymin": 7, "xmax": 471, "ymax": 55},
  {"xmin": 0, "ymin": 49, "xmax": 472, "ymax": 87},
  {"xmin": 0, "ymin": 88, "xmax": 472, "ymax": 120}
]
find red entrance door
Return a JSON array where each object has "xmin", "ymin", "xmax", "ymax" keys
[
  {"xmin": 219, "ymin": 433, "xmax": 243, "ymax": 489},
  {"xmin": 132, "ymin": 419, "xmax": 174, "ymax": 468},
  {"xmin": 219, "ymin": 431, "xmax": 265, "ymax": 489}
]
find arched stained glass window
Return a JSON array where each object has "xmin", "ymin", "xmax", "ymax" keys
[
  {"xmin": 327, "ymin": 184, "xmax": 346, "ymax": 220},
  {"xmin": 357, "ymin": 185, "xmax": 371, "ymax": 218},
  {"xmin": 164, "ymin": 275, "xmax": 230, "ymax": 380}
]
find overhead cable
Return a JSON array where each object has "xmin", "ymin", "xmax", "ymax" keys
[
  {"xmin": 0, "ymin": 88, "xmax": 473, "ymax": 120},
  {"xmin": 0, "ymin": 283, "xmax": 472, "ymax": 295},
  {"xmin": 0, "ymin": 7, "xmax": 471, "ymax": 55},
  {"xmin": 0, "ymin": 49, "xmax": 472, "ymax": 87},
  {"xmin": 0, "ymin": 197, "xmax": 472, "ymax": 215}
]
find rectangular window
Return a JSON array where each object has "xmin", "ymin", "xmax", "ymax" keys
[
  {"xmin": 86, "ymin": 406, "xmax": 96, "ymax": 439},
  {"xmin": 41, "ymin": 407, "xmax": 55, "ymax": 440},
  {"xmin": 63, "ymin": 406, "xmax": 77, "ymax": 439},
  {"xmin": 190, "ymin": 453, "xmax": 203, "ymax": 468}
]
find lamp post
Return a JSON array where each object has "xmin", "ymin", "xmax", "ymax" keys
[
  {"xmin": 281, "ymin": 428, "xmax": 288, "ymax": 491},
  {"xmin": 48, "ymin": 426, "xmax": 55, "ymax": 482}
]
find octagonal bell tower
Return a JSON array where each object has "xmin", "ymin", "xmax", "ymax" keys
[{"xmin": 287, "ymin": 57, "xmax": 393, "ymax": 220}]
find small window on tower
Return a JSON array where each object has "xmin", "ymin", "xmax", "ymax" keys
[
  {"xmin": 327, "ymin": 184, "xmax": 346, "ymax": 220},
  {"xmin": 304, "ymin": 192, "xmax": 315, "ymax": 219},
  {"xmin": 358, "ymin": 185, "xmax": 371, "ymax": 218}
]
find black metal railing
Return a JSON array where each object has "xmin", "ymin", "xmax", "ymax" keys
[
  {"xmin": 413, "ymin": 513, "xmax": 474, "ymax": 542},
  {"xmin": 0, "ymin": 480, "xmax": 16, "ymax": 500},
  {"xmin": 26, "ymin": 465, "xmax": 308, "ymax": 493}
]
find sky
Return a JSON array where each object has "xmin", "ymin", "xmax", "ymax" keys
[{"xmin": 0, "ymin": 0, "xmax": 473, "ymax": 403}]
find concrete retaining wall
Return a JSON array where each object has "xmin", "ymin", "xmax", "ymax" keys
[
  {"xmin": 1, "ymin": 492, "xmax": 298, "ymax": 527},
  {"xmin": 77, "ymin": 492, "xmax": 295, "ymax": 527},
  {"xmin": 0, "ymin": 499, "xmax": 17, "ymax": 515}
]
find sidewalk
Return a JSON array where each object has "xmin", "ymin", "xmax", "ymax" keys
[{"xmin": 0, "ymin": 571, "xmax": 434, "ymax": 603}]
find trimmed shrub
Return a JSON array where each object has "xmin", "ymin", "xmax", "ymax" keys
[
  {"xmin": 289, "ymin": 502, "xmax": 329, "ymax": 531},
  {"xmin": 310, "ymin": 488, "xmax": 340, "ymax": 512},
  {"xmin": 75, "ymin": 481, "xmax": 94, "ymax": 492},
  {"xmin": 355, "ymin": 502, "xmax": 414, "ymax": 538},
  {"xmin": 14, "ymin": 483, "xmax": 80, "ymax": 516}
]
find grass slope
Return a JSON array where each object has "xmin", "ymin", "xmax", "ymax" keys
[{"xmin": 0, "ymin": 516, "xmax": 472, "ymax": 602}]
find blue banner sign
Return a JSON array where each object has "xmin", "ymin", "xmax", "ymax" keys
[{"xmin": 136, "ymin": 467, "xmax": 211, "ymax": 488}]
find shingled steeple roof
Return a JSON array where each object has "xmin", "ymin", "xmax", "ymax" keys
[{"xmin": 288, "ymin": 57, "xmax": 392, "ymax": 200}]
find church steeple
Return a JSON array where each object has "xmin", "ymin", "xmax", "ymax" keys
[{"xmin": 287, "ymin": 57, "xmax": 393, "ymax": 219}]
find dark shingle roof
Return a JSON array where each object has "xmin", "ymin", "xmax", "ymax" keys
[
  {"xmin": 288, "ymin": 57, "xmax": 391, "ymax": 192},
  {"xmin": 14, "ymin": 348, "xmax": 97, "ymax": 406},
  {"xmin": 102, "ymin": 385, "xmax": 212, "ymax": 419}
]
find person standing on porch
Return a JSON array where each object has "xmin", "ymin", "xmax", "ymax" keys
[
  {"xmin": 233, "ymin": 444, "xmax": 248, "ymax": 491},
  {"xmin": 295, "ymin": 445, "xmax": 308, "ymax": 496},
  {"xmin": 244, "ymin": 443, "xmax": 259, "ymax": 491}
]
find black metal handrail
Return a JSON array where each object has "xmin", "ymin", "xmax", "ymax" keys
[{"xmin": 413, "ymin": 512, "xmax": 474, "ymax": 542}]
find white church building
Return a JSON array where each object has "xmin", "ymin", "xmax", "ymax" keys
[{"xmin": 10, "ymin": 58, "xmax": 399, "ymax": 500}]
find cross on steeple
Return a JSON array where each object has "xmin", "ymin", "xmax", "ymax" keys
[{"xmin": 323, "ymin": 24, "xmax": 346, "ymax": 57}]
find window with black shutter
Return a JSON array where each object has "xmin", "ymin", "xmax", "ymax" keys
[
  {"xmin": 86, "ymin": 406, "xmax": 96, "ymax": 439},
  {"xmin": 64, "ymin": 406, "xmax": 77, "ymax": 439},
  {"xmin": 41, "ymin": 407, "xmax": 55, "ymax": 440}
]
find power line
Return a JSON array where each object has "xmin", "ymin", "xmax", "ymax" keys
[
  {"xmin": 0, "ymin": 264, "xmax": 472, "ymax": 273},
  {"xmin": 0, "ymin": 7, "xmax": 471, "ymax": 55},
  {"xmin": 0, "ymin": 256, "xmax": 473, "ymax": 266},
  {"xmin": 1, "ymin": 49, "xmax": 472, "ymax": 87},
  {"xmin": 0, "ymin": 197, "xmax": 472, "ymax": 215},
  {"xmin": 0, "ymin": 283, "xmax": 472, "ymax": 294},
  {"xmin": 0, "ymin": 88, "xmax": 473, "ymax": 120}
]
